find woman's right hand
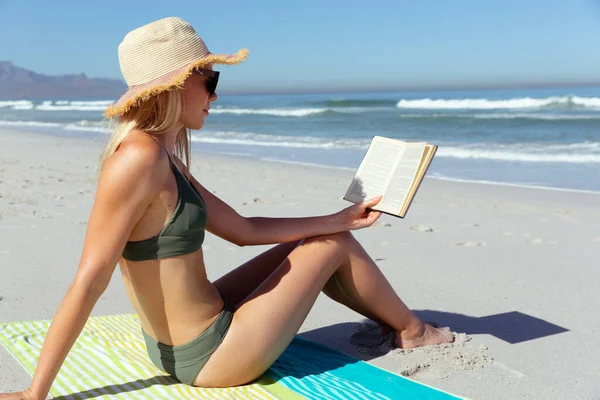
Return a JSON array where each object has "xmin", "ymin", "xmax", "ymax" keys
[
  {"xmin": 334, "ymin": 196, "xmax": 383, "ymax": 231},
  {"xmin": 0, "ymin": 389, "xmax": 40, "ymax": 400}
]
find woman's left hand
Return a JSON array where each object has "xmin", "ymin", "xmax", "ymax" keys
[{"xmin": 335, "ymin": 196, "xmax": 383, "ymax": 231}]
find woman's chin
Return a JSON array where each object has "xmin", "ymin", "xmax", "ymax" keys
[{"xmin": 186, "ymin": 120, "xmax": 205, "ymax": 131}]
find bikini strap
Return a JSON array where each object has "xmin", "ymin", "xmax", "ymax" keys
[{"xmin": 149, "ymin": 135, "xmax": 174, "ymax": 167}]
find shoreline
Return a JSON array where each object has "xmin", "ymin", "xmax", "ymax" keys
[
  {"xmin": 245, "ymin": 155, "xmax": 600, "ymax": 196},
  {"xmin": 4, "ymin": 125, "xmax": 600, "ymax": 196}
]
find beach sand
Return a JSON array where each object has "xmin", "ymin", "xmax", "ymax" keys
[{"xmin": 1, "ymin": 128, "xmax": 599, "ymax": 399}]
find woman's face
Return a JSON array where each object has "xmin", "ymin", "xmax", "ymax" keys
[{"xmin": 181, "ymin": 63, "xmax": 218, "ymax": 130}]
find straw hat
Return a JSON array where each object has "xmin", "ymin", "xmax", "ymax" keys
[{"xmin": 104, "ymin": 17, "xmax": 248, "ymax": 118}]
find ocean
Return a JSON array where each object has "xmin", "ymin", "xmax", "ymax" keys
[{"xmin": 1, "ymin": 86, "xmax": 599, "ymax": 193}]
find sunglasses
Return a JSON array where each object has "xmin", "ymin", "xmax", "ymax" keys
[{"xmin": 194, "ymin": 68, "xmax": 220, "ymax": 95}]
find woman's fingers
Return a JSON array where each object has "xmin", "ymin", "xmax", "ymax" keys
[{"xmin": 361, "ymin": 195, "xmax": 383, "ymax": 209}]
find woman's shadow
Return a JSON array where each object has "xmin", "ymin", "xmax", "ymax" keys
[{"xmin": 300, "ymin": 309, "xmax": 569, "ymax": 362}]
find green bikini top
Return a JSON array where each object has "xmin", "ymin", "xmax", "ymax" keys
[{"xmin": 122, "ymin": 143, "xmax": 207, "ymax": 261}]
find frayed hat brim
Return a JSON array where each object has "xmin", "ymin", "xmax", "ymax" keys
[{"xmin": 104, "ymin": 48, "xmax": 248, "ymax": 118}]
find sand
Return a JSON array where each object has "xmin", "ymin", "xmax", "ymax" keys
[{"xmin": 1, "ymin": 128, "xmax": 599, "ymax": 399}]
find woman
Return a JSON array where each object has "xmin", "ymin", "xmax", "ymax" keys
[{"xmin": 1, "ymin": 17, "xmax": 453, "ymax": 400}]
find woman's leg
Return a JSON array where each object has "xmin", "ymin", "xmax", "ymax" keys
[
  {"xmin": 196, "ymin": 231, "xmax": 453, "ymax": 388},
  {"xmin": 212, "ymin": 240, "xmax": 302, "ymax": 308},
  {"xmin": 214, "ymin": 240, "xmax": 386, "ymax": 324}
]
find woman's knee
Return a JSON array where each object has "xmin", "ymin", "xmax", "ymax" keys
[
  {"xmin": 305, "ymin": 230, "xmax": 354, "ymax": 245},
  {"xmin": 302, "ymin": 231, "xmax": 354, "ymax": 247},
  {"xmin": 302, "ymin": 231, "xmax": 354, "ymax": 260}
]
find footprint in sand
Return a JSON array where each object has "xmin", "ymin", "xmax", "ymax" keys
[
  {"xmin": 400, "ymin": 362, "xmax": 432, "ymax": 377},
  {"xmin": 527, "ymin": 238, "xmax": 544, "ymax": 244},
  {"xmin": 456, "ymin": 241, "xmax": 487, "ymax": 247},
  {"xmin": 527, "ymin": 238, "xmax": 557, "ymax": 244},
  {"xmin": 350, "ymin": 323, "xmax": 390, "ymax": 349},
  {"xmin": 397, "ymin": 333, "xmax": 493, "ymax": 378},
  {"xmin": 556, "ymin": 210, "xmax": 575, "ymax": 221},
  {"xmin": 252, "ymin": 197, "xmax": 270, "ymax": 204},
  {"xmin": 349, "ymin": 321, "xmax": 394, "ymax": 357},
  {"xmin": 409, "ymin": 225, "xmax": 439, "ymax": 233},
  {"xmin": 373, "ymin": 221, "xmax": 391, "ymax": 228}
]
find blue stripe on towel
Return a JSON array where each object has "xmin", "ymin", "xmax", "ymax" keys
[{"xmin": 266, "ymin": 336, "xmax": 463, "ymax": 400}]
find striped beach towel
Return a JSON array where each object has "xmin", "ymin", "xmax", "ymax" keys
[{"xmin": 0, "ymin": 314, "xmax": 464, "ymax": 399}]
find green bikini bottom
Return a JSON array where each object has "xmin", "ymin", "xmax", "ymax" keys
[{"xmin": 142, "ymin": 303, "xmax": 234, "ymax": 385}]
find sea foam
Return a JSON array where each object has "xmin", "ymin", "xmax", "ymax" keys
[{"xmin": 396, "ymin": 96, "xmax": 600, "ymax": 110}]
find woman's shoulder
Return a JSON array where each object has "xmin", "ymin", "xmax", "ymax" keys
[{"xmin": 101, "ymin": 131, "xmax": 170, "ymax": 187}]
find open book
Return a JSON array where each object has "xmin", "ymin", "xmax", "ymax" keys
[{"xmin": 343, "ymin": 136, "xmax": 437, "ymax": 218}]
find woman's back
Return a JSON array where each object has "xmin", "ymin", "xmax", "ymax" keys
[{"xmin": 115, "ymin": 132, "xmax": 224, "ymax": 347}]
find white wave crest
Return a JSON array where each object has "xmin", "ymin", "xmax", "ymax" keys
[
  {"xmin": 190, "ymin": 131, "xmax": 600, "ymax": 164},
  {"xmin": 210, "ymin": 108, "xmax": 327, "ymax": 117},
  {"xmin": 471, "ymin": 113, "xmax": 600, "ymax": 120},
  {"xmin": 0, "ymin": 100, "xmax": 34, "ymax": 109},
  {"xmin": 42, "ymin": 100, "xmax": 114, "ymax": 110},
  {"xmin": 64, "ymin": 120, "xmax": 109, "ymax": 133},
  {"xmin": 0, "ymin": 119, "xmax": 108, "ymax": 132},
  {"xmin": 190, "ymin": 131, "xmax": 369, "ymax": 149},
  {"xmin": 0, "ymin": 120, "xmax": 61, "ymax": 127},
  {"xmin": 36, "ymin": 102, "xmax": 107, "ymax": 111},
  {"xmin": 395, "ymin": 112, "xmax": 600, "ymax": 120},
  {"xmin": 396, "ymin": 96, "xmax": 600, "ymax": 110},
  {"xmin": 438, "ymin": 144, "xmax": 600, "ymax": 163},
  {"xmin": 0, "ymin": 100, "xmax": 115, "ymax": 111},
  {"xmin": 68, "ymin": 100, "xmax": 114, "ymax": 106},
  {"xmin": 64, "ymin": 125, "xmax": 107, "ymax": 133},
  {"xmin": 14, "ymin": 104, "xmax": 34, "ymax": 110}
]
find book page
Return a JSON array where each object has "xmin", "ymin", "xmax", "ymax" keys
[
  {"xmin": 381, "ymin": 143, "xmax": 426, "ymax": 214},
  {"xmin": 344, "ymin": 137, "xmax": 406, "ymax": 214},
  {"xmin": 399, "ymin": 145, "xmax": 437, "ymax": 217}
]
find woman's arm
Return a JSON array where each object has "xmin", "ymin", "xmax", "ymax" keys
[
  {"xmin": 21, "ymin": 145, "xmax": 166, "ymax": 400},
  {"xmin": 187, "ymin": 172, "xmax": 382, "ymax": 247}
]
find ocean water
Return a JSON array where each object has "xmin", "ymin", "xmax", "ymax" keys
[{"xmin": 1, "ymin": 86, "xmax": 599, "ymax": 192}]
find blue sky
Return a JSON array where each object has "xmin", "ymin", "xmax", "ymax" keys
[{"xmin": 1, "ymin": 0, "xmax": 600, "ymax": 93}]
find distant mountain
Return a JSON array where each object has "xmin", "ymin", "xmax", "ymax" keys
[{"xmin": 0, "ymin": 61, "xmax": 127, "ymax": 99}]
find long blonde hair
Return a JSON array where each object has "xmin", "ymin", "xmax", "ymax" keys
[{"xmin": 100, "ymin": 89, "xmax": 191, "ymax": 177}]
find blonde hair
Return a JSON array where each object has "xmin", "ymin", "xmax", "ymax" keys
[{"xmin": 100, "ymin": 89, "xmax": 191, "ymax": 177}]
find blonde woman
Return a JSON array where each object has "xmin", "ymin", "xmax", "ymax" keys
[{"xmin": 1, "ymin": 17, "xmax": 453, "ymax": 400}]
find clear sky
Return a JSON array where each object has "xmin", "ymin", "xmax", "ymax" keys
[{"xmin": 1, "ymin": 0, "xmax": 600, "ymax": 93}]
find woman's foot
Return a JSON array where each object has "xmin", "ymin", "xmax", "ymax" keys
[{"xmin": 394, "ymin": 321, "xmax": 455, "ymax": 349}]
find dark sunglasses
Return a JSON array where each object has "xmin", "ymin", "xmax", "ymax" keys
[{"xmin": 194, "ymin": 68, "xmax": 220, "ymax": 95}]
